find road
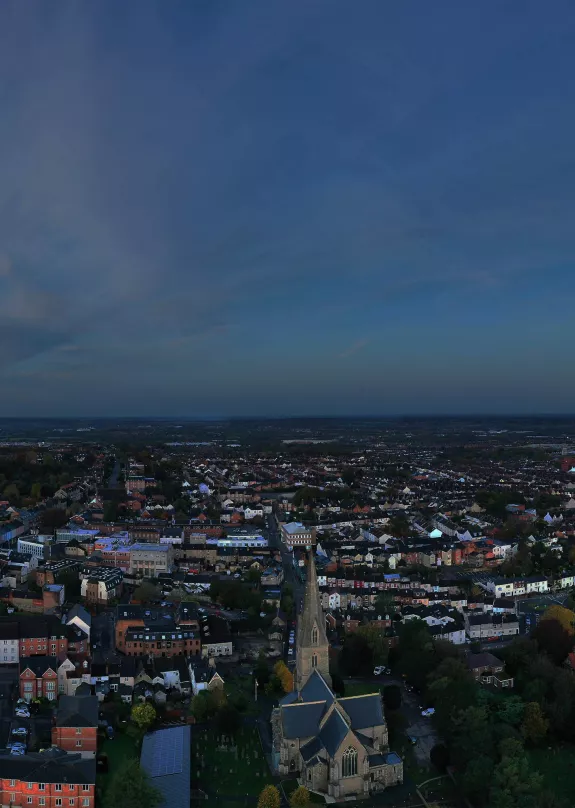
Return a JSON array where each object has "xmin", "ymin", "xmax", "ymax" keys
[{"xmin": 266, "ymin": 515, "xmax": 304, "ymax": 608}]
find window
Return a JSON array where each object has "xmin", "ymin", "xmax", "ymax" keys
[
  {"xmin": 56, "ymin": 799, "xmax": 62, "ymax": 807},
  {"xmin": 55, "ymin": 785, "xmax": 62, "ymax": 792},
  {"xmin": 82, "ymin": 786, "xmax": 90, "ymax": 793},
  {"xmin": 70, "ymin": 800, "xmax": 75, "ymax": 806},
  {"xmin": 76, "ymin": 728, "xmax": 82, "ymax": 735},
  {"xmin": 39, "ymin": 800, "xmax": 45, "ymax": 806},
  {"xmin": 39, "ymin": 783, "xmax": 45, "ymax": 791},
  {"xmin": 342, "ymin": 747, "xmax": 358, "ymax": 778},
  {"xmin": 312, "ymin": 626, "xmax": 318, "ymax": 645},
  {"xmin": 76, "ymin": 740, "xmax": 82, "ymax": 747},
  {"xmin": 27, "ymin": 783, "xmax": 33, "ymax": 790},
  {"xmin": 83, "ymin": 799, "xmax": 90, "ymax": 806},
  {"xmin": 9, "ymin": 780, "xmax": 15, "ymax": 787},
  {"xmin": 311, "ymin": 654, "xmax": 317, "ymax": 669},
  {"xmin": 27, "ymin": 798, "xmax": 33, "ymax": 804}
]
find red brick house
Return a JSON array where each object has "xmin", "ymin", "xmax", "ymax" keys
[
  {"xmin": 19, "ymin": 657, "xmax": 58, "ymax": 701},
  {"xmin": 52, "ymin": 695, "xmax": 98, "ymax": 758},
  {"xmin": 0, "ymin": 749, "xmax": 95, "ymax": 808}
]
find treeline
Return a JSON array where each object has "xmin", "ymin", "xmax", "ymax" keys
[{"xmin": 391, "ymin": 607, "xmax": 575, "ymax": 808}]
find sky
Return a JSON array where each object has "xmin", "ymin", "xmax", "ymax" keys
[{"xmin": 1, "ymin": 0, "xmax": 575, "ymax": 417}]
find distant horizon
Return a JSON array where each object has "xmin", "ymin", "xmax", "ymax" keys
[{"xmin": 1, "ymin": 413, "xmax": 575, "ymax": 422}]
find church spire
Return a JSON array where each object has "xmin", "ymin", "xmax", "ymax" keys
[{"xmin": 295, "ymin": 550, "xmax": 331, "ymax": 691}]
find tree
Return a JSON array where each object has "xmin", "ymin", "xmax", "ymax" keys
[
  {"xmin": 532, "ymin": 619, "xmax": 573, "ymax": 665},
  {"xmin": 133, "ymin": 582, "xmax": 161, "ymax": 604},
  {"xmin": 190, "ymin": 690, "xmax": 218, "ymax": 722},
  {"xmin": 461, "ymin": 755, "xmax": 494, "ymax": 804},
  {"xmin": 429, "ymin": 743, "xmax": 450, "ymax": 773},
  {"xmin": 257, "ymin": 785, "xmax": 281, "ymax": 808},
  {"xmin": 131, "ymin": 703, "xmax": 156, "ymax": 731},
  {"xmin": 216, "ymin": 704, "xmax": 241, "ymax": 735},
  {"xmin": 382, "ymin": 685, "xmax": 401, "ymax": 711},
  {"xmin": 521, "ymin": 702, "xmax": 549, "ymax": 746},
  {"xmin": 274, "ymin": 661, "xmax": 294, "ymax": 694},
  {"xmin": 356, "ymin": 624, "xmax": 388, "ymax": 664},
  {"xmin": 541, "ymin": 605, "xmax": 575, "ymax": 635},
  {"xmin": 339, "ymin": 633, "xmax": 373, "ymax": 677},
  {"xmin": 374, "ymin": 592, "xmax": 396, "ymax": 619},
  {"xmin": 290, "ymin": 786, "xmax": 311, "ymax": 807},
  {"xmin": 103, "ymin": 758, "xmax": 162, "ymax": 808},
  {"xmin": 489, "ymin": 739, "xmax": 543, "ymax": 808}
]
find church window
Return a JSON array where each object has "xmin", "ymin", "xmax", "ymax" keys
[
  {"xmin": 342, "ymin": 747, "xmax": 358, "ymax": 778},
  {"xmin": 312, "ymin": 626, "xmax": 318, "ymax": 645},
  {"xmin": 312, "ymin": 654, "xmax": 317, "ymax": 668}
]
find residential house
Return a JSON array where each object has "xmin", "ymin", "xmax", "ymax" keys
[
  {"xmin": 189, "ymin": 659, "xmax": 224, "ymax": 696},
  {"xmin": 467, "ymin": 652, "xmax": 514, "ymax": 688},
  {"xmin": 0, "ymin": 749, "xmax": 96, "ymax": 808},
  {"xmin": 52, "ymin": 695, "xmax": 98, "ymax": 758},
  {"xmin": 19, "ymin": 656, "xmax": 59, "ymax": 701}
]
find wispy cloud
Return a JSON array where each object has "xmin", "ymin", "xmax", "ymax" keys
[{"xmin": 339, "ymin": 338, "xmax": 370, "ymax": 359}]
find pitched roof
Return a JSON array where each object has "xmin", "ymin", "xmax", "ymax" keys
[
  {"xmin": 140, "ymin": 726, "xmax": 190, "ymax": 808},
  {"xmin": 299, "ymin": 670, "xmax": 334, "ymax": 707},
  {"xmin": 20, "ymin": 656, "xmax": 58, "ymax": 677},
  {"xmin": 55, "ymin": 695, "xmax": 98, "ymax": 728},
  {"xmin": 338, "ymin": 693, "xmax": 384, "ymax": 729},
  {"xmin": 318, "ymin": 707, "xmax": 349, "ymax": 757},
  {"xmin": 0, "ymin": 749, "xmax": 95, "ymax": 784},
  {"xmin": 281, "ymin": 701, "xmax": 326, "ymax": 739}
]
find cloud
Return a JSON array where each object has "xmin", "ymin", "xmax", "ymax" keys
[{"xmin": 339, "ymin": 338, "xmax": 370, "ymax": 359}]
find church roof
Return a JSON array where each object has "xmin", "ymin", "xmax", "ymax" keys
[
  {"xmin": 338, "ymin": 694, "xmax": 384, "ymax": 729},
  {"xmin": 281, "ymin": 701, "xmax": 327, "ymax": 739},
  {"xmin": 300, "ymin": 736, "xmax": 325, "ymax": 763},
  {"xmin": 300, "ymin": 670, "xmax": 334, "ymax": 707},
  {"xmin": 318, "ymin": 708, "xmax": 349, "ymax": 757}
]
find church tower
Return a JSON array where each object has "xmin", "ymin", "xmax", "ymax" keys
[{"xmin": 295, "ymin": 550, "xmax": 331, "ymax": 691}]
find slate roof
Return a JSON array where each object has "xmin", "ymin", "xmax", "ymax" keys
[
  {"xmin": 300, "ymin": 670, "xmax": 335, "ymax": 707},
  {"xmin": 318, "ymin": 708, "xmax": 349, "ymax": 757},
  {"xmin": 300, "ymin": 736, "xmax": 324, "ymax": 763},
  {"xmin": 55, "ymin": 695, "xmax": 98, "ymax": 728},
  {"xmin": 338, "ymin": 694, "xmax": 384, "ymax": 729},
  {"xmin": 20, "ymin": 656, "xmax": 58, "ymax": 677},
  {"xmin": 0, "ymin": 749, "xmax": 96, "ymax": 784},
  {"xmin": 281, "ymin": 701, "xmax": 327, "ymax": 739}
]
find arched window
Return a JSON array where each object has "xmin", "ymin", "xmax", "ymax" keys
[
  {"xmin": 312, "ymin": 654, "xmax": 318, "ymax": 668},
  {"xmin": 312, "ymin": 626, "xmax": 318, "ymax": 645},
  {"xmin": 342, "ymin": 747, "xmax": 358, "ymax": 778}
]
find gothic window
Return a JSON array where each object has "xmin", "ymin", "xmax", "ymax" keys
[
  {"xmin": 312, "ymin": 626, "xmax": 318, "ymax": 645},
  {"xmin": 312, "ymin": 654, "xmax": 317, "ymax": 668},
  {"xmin": 342, "ymin": 747, "xmax": 358, "ymax": 778}
]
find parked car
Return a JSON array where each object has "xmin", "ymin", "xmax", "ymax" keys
[
  {"xmin": 15, "ymin": 709, "xmax": 30, "ymax": 719},
  {"xmin": 421, "ymin": 708, "xmax": 435, "ymax": 718},
  {"xmin": 407, "ymin": 735, "xmax": 418, "ymax": 745},
  {"xmin": 11, "ymin": 728, "xmax": 28, "ymax": 737},
  {"xmin": 106, "ymin": 726, "xmax": 115, "ymax": 740}
]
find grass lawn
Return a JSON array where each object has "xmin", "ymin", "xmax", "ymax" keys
[
  {"xmin": 192, "ymin": 726, "xmax": 273, "ymax": 807},
  {"xmin": 528, "ymin": 745, "xmax": 575, "ymax": 801},
  {"xmin": 97, "ymin": 732, "xmax": 140, "ymax": 796}
]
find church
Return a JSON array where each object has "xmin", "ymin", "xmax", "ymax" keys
[{"xmin": 271, "ymin": 552, "xmax": 403, "ymax": 800}]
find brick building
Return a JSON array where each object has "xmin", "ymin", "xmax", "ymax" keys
[
  {"xmin": 115, "ymin": 604, "xmax": 200, "ymax": 658},
  {"xmin": 52, "ymin": 695, "xmax": 98, "ymax": 758},
  {"xmin": 0, "ymin": 749, "xmax": 95, "ymax": 808},
  {"xmin": 20, "ymin": 657, "xmax": 59, "ymax": 701}
]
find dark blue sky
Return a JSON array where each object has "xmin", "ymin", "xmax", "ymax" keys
[{"xmin": 1, "ymin": 1, "xmax": 575, "ymax": 416}]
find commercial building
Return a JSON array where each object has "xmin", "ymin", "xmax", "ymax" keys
[
  {"xmin": 280, "ymin": 522, "xmax": 316, "ymax": 550},
  {"xmin": 80, "ymin": 567, "xmax": 123, "ymax": 604},
  {"xmin": 129, "ymin": 543, "xmax": 174, "ymax": 576}
]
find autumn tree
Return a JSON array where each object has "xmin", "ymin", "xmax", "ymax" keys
[
  {"xmin": 290, "ymin": 785, "xmax": 311, "ymax": 807},
  {"xmin": 540, "ymin": 605, "xmax": 575, "ymax": 635},
  {"xmin": 521, "ymin": 702, "xmax": 549, "ymax": 746},
  {"xmin": 257, "ymin": 785, "xmax": 281, "ymax": 808},
  {"xmin": 131, "ymin": 703, "xmax": 157, "ymax": 731},
  {"xmin": 274, "ymin": 661, "xmax": 294, "ymax": 693}
]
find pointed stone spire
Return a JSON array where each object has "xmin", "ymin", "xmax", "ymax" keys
[{"xmin": 295, "ymin": 550, "xmax": 331, "ymax": 691}]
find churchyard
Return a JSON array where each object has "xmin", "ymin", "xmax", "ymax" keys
[{"xmin": 192, "ymin": 725, "xmax": 274, "ymax": 806}]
